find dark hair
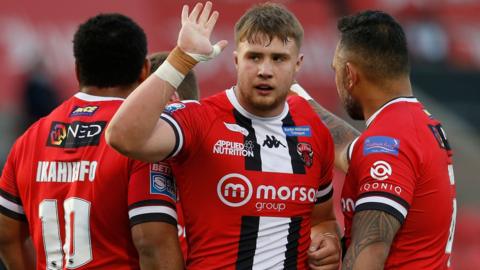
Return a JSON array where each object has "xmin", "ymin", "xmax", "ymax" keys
[
  {"xmin": 73, "ymin": 13, "xmax": 147, "ymax": 87},
  {"xmin": 337, "ymin": 10, "xmax": 410, "ymax": 80},
  {"xmin": 148, "ymin": 52, "xmax": 199, "ymax": 101},
  {"xmin": 235, "ymin": 2, "xmax": 303, "ymax": 48}
]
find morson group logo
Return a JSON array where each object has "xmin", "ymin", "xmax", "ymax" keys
[
  {"xmin": 47, "ymin": 121, "xmax": 106, "ymax": 148},
  {"xmin": 216, "ymin": 173, "xmax": 317, "ymax": 212}
]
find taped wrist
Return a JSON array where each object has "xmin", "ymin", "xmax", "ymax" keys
[{"xmin": 154, "ymin": 47, "xmax": 197, "ymax": 88}]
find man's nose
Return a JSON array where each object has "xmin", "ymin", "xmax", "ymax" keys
[{"xmin": 258, "ymin": 60, "xmax": 273, "ymax": 78}]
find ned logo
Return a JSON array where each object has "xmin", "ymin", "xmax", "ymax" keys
[{"xmin": 47, "ymin": 121, "xmax": 106, "ymax": 148}]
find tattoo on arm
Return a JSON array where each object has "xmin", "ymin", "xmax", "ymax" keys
[
  {"xmin": 308, "ymin": 100, "xmax": 360, "ymax": 171},
  {"xmin": 342, "ymin": 210, "xmax": 401, "ymax": 270}
]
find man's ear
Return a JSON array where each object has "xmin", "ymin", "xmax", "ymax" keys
[
  {"xmin": 233, "ymin": 51, "xmax": 238, "ymax": 70},
  {"xmin": 138, "ymin": 58, "xmax": 151, "ymax": 82},
  {"xmin": 345, "ymin": 62, "xmax": 358, "ymax": 92},
  {"xmin": 295, "ymin": 53, "xmax": 304, "ymax": 74}
]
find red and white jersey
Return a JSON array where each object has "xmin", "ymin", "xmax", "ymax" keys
[
  {"xmin": 161, "ymin": 88, "xmax": 334, "ymax": 270},
  {"xmin": 342, "ymin": 97, "xmax": 456, "ymax": 269},
  {"xmin": 0, "ymin": 92, "xmax": 177, "ymax": 270}
]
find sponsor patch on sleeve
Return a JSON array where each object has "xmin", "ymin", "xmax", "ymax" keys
[
  {"xmin": 363, "ymin": 136, "xmax": 399, "ymax": 156},
  {"xmin": 164, "ymin": 103, "xmax": 186, "ymax": 114},
  {"xmin": 150, "ymin": 162, "xmax": 176, "ymax": 201},
  {"xmin": 282, "ymin": 126, "xmax": 311, "ymax": 137}
]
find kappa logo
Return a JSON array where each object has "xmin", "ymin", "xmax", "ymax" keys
[
  {"xmin": 262, "ymin": 135, "xmax": 286, "ymax": 148},
  {"xmin": 224, "ymin": 122, "xmax": 249, "ymax": 136},
  {"xmin": 370, "ymin": 160, "xmax": 392, "ymax": 180},
  {"xmin": 297, "ymin": 142, "xmax": 313, "ymax": 167}
]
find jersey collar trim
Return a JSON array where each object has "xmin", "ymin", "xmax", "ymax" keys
[
  {"xmin": 226, "ymin": 87, "xmax": 289, "ymax": 121},
  {"xmin": 366, "ymin": 96, "xmax": 418, "ymax": 127},
  {"xmin": 74, "ymin": 92, "xmax": 125, "ymax": 102}
]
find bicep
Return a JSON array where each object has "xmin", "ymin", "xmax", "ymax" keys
[
  {"xmin": 343, "ymin": 210, "xmax": 401, "ymax": 270},
  {"xmin": 131, "ymin": 119, "xmax": 177, "ymax": 162}
]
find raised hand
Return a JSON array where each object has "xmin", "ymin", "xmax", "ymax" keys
[{"xmin": 178, "ymin": 1, "xmax": 228, "ymax": 60}]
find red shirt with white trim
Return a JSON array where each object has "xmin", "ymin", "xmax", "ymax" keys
[
  {"xmin": 0, "ymin": 92, "xmax": 177, "ymax": 270},
  {"xmin": 342, "ymin": 97, "xmax": 456, "ymax": 269},
  {"xmin": 161, "ymin": 88, "xmax": 334, "ymax": 270}
]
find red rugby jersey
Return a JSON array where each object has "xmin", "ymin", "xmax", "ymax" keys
[
  {"xmin": 342, "ymin": 97, "xmax": 456, "ymax": 269},
  {"xmin": 0, "ymin": 92, "xmax": 177, "ymax": 270},
  {"xmin": 161, "ymin": 88, "xmax": 334, "ymax": 269}
]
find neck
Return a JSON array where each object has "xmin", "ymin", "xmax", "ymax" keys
[
  {"xmin": 80, "ymin": 85, "xmax": 135, "ymax": 99},
  {"xmin": 361, "ymin": 76, "xmax": 412, "ymax": 121},
  {"xmin": 234, "ymin": 86, "xmax": 286, "ymax": 118}
]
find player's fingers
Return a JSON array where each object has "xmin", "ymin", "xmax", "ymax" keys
[
  {"xmin": 181, "ymin": 5, "xmax": 189, "ymax": 25},
  {"xmin": 214, "ymin": 40, "xmax": 229, "ymax": 52},
  {"xmin": 205, "ymin": 10, "xmax": 219, "ymax": 31},
  {"xmin": 198, "ymin": 1, "xmax": 212, "ymax": 25},
  {"xmin": 309, "ymin": 252, "xmax": 339, "ymax": 266},
  {"xmin": 188, "ymin": 2, "xmax": 203, "ymax": 22}
]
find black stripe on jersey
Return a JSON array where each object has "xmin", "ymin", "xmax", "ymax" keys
[
  {"xmin": 236, "ymin": 216, "xmax": 260, "ymax": 270},
  {"xmin": 128, "ymin": 199, "xmax": 176, "ymax": 210},
  {"xmin": 282, "ymin": 113, "xmax": 306, "ymax": 174},
  {"xmin": 0, "ymin": 188, "xmax": 22, "ymax": 204},
  {"xmin": 284, "ymin": 217, "xmax": 302, "ymax": 270},
  {"xmin": 355, "ymin": 202, "xmax": 405, "ymax": 224},
  {"xmin": 233, "ymin": 109, "xmax": 262, "ymax": 171},
  {"xmin": 0, "ymin": 206, "xmax": 27, "ymax": 222},
  {"xmin": 160, "ymin": 115, "xmax": 181, "ymax": 159},
  {"xmin": 358, "ymin": 191, "xmax": 410, "ymax": 210},
  {"xmin": 316, "ymin": 189, "xmax": 333, "ymax": 204},
  {"xmin": 129, "ymin": 213, "xmax": 177, "ymax": 227}
]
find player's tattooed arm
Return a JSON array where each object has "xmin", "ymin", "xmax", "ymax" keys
[
  {"xmin": 307, "ymin": 99, "xmax": 360, "ymax": 173},
  {"xmin": 342, "ymin": 210, "xmax": 401, "ymax": 270}
]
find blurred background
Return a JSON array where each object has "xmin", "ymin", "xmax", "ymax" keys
[{"xmin": 0, "ymin": 0, "xmax": 478, "ymax": 269}]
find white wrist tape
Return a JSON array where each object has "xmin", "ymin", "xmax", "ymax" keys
[
  {"xmin": 186, "ymin": 44, "xmax": 222, "ymax": 62},
  {"xmin": 154, "ymin": 61, "xmax": 185, "ymax": 89},
  {"xmin": 290, "ymin": 83, "xmax": 313, "ymax": 101}
]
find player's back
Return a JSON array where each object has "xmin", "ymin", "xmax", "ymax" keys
[
  {"xmin": 1, "ymin": 93, "xmax": 139, "ymax": 269},
  {"xmin": 344, "ymin": 99, "xmax": 456, "ymax": 269}
]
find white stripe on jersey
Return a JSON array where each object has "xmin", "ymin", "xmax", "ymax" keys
[
  {"xmin": 356, "ymin": 196, "xmax": 408, "ymax": 218},
  {"xmin": 128, "ymin": 205, "xmax": 177, "ymax": 221},
  {"xmin": 0, "ymin": 196, "xmax": 24, "ymax": 214},
  {"xmin": 160, "ymin": 113, "xmax": 184, "ymax": 158},
  {"xmin": 252, "ymin": 217, "xmax": 291, "ymax": 269},
  {"xmin": 251, "ymin": 119, "xmax": 292, "ymax": 173},
  {"xmin": 348, "ymin": 137, "xmax": 360, "ymax": 161},
  {"xmin": 316, "ymin": 183, "xmax": 333, "ymax": 199}
]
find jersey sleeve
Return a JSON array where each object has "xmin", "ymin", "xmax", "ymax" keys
[
  {"xmin": 0, "ymin": 142, "xmax": 27, "ymax": 221},
  {"xmin": 352, "ymin": 135, "xmax": 417, "ymax": 224},
  {"xmin": 159, "ymin": 101, "xmax": 203, "ymax": 160},
  {"xmin": 128, "ymin": 160, "xmax": 177, "ymax": 227},
  {"xmin": 315, "ymin": 121, "xmax": 335, "ymax": 204}
]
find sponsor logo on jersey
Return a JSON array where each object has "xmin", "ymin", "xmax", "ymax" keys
[
  {"xmin": 341, "ymin": 197, "xmax": 355, "ymax": 212},
  {"xmin": 370, "ymin": 160, "xmax": 392, "ymax": 180},
  {"xmin": 216, "ymin": 173, "xmax": 317, "ymax": 212},
  {"xmin": 36, "ymin": 161, "xmax": 97, "ymax": 183},
  {"xmin": 164, "ymin": 103, "xmax": 185, "ymax": 114},
  {"xmin": 363, "ymin": 136, "xmax": 399, "ymax": 156},
  {"xmin": 224, "ymin": 122, "xmax": 249, "ymax": 136},
  {"xmin": 360, "ymin": 182, "xmax": 402, "ymax": 195},
  {"xmin": 282, "ymin": 126, "xmax": 311, "ymax": 137},
  {"xmin": 262, "ymin": 135, "xmax": 286, "ymax": 148},
  {"xmin": 47, "ymin": 121, "xmax": 106, "ymax": 148},
  {"xmin": 69, "ymin": 106, "xmax": 99, "ymax": 117},
  {"xmin": 213, "ymin": 140, "xmax": 255, "ymax": 157},
  {"xmin": 297, "ymin": 142, "xmax": 313, "ymax": 167},
  {"xmin": 150, "ymin": 162, "xmax": 176, "ymax": 201}
]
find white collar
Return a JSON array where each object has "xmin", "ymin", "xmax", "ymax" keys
[
  {"xmin": 366, "ymin": 97, "xmax": 419, "ymax": 127},
  {"xmin": 225, "ymin": 87, "xmax": 289, "ymax": 121},
  {"xmin": 74, "ymin": 92, "xmax": 125, "ymax": 102}
]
